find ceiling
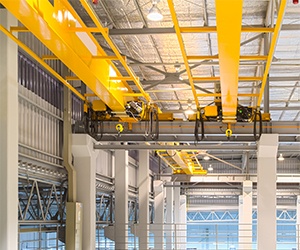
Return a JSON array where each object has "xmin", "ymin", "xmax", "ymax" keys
[
  {"xmin": 70, "ymin": 0, "xmax": 300, "ymax": 121},
  {"xmin": 69, "ymin": 0, "xmax": 300, "ymax": 208},
  {"xmin": 2, "ymin": 0, "xmax": 299, "ymax": 210}
]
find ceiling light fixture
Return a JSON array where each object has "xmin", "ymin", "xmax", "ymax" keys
[
  {"xmin": 147, "ymin": 0, "xmax": 163, "ymax": 21},
  {"xmin": 185, "ymin": 99, "xmax": 195, "ymax": 115},
  {"xmin": 278, "ymin": 153, "xmax": 284, "ymax": 161},
  {"xmin": 174, "ymin": 62, "xmax": 181, "ymax": 72},
  {"xmin": 208, "ymin": 164, "xmax": 213, "ymax": 171},
  {"xmin": 203, "ymin": 155, "xmax": 210, "ymax": 161},
  {"xmin": 185, "ymin": 106, "xmax": 195, "ymax": 115}
]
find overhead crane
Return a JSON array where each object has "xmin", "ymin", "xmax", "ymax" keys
[{"xmin": 0, "ymin": 0, "xmax": 288, "ymax": 176}]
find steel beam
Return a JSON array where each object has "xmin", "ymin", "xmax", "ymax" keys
[
  {"xmin": 79, "ymin": 0, "xmax": 152, "ymax": 106},
  {"xmin": 0, "ymin": 26, "xmax": 85, "ymax": 101},
  {"xmin": 0, "ymin": 0, "xmax": 140, "ymax": 111},
  {"xmin": 257, "ymin": 0, "xmax": 287, "ymax": 108},
  {"xmin": 215, "ymin": 0, "xmax": 243, "ymax": 120},
  {"xmin": 140, "ymin": 76, "xmax": 300, "ymax": 86},
  {"xmin": 187, "ymin": 55, "xmax": 267, "ymax": 61},
  {"xmin": 92, "ymin": 134, "xmax": 299, "ymax": 143},
  {"xmin": 192, "ymin": 76, "xmax": 262, "ymax": 82},
  {"xmin": 167, "ymin": 0, "xmax": 199, "ymax": 107},
  {"xmin": 93, "ymin": 144, "xmax": 299, "ymax": 151},
  {"xmin": 107, "ymin": 25, "xmax": 299, "ymax": 36},
  {"xmin": 88, "ymin": 121, "xmax": 300, "ymax": 142}
]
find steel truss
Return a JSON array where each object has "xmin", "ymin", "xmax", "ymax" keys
[
  {"xmin": 18, "ymin": 176, "xmax": 67, "ymax": 223},
  {"xmin": 187, "ymin": 210, "xmax": 296, "ymax": 222},
  {"xmin": 96, "ymin": 192, "xmax": 155, "ymax": 225}
]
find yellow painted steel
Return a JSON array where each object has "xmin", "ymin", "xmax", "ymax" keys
[
  {"xmin": 167, "ymin": 0, "xmax": 199, "ymax": 107},
  {"xmin": 257, "ymin": 0, "xmax": 287, "ymax": 107},
  {"xmin": 59, "ymin": 0, "xmax": 132, "ymax": 96},
  {"xmin": 240, "ymin": 55, "xmax": 267, "ymax": 61},
  {"xmin": 65, "ymin": 76, "xmax": 80, "ymax": 81},
  {"xmin": 204, "ymin": 106, "xmax": 218, "ymax": 116},
  {"xmin": 215, "ymin": 0, "xmax": 243, "ymax": 119},
  {"xmin": 187, "ymin": 55, "xmax": 267, "ymax": 61},
  {"xmin": 180, "ymin": 26, "xmax": 274, "ymax": 33},
  {"xmin": 123, "ymin": 93, "xmax": 144, "ymax": 96},
  {"xmin": 84, "ymin": 93, "xmax": 97, "ymax": 97},
  {"xmin": 0, "ymin": 25, "xmax": 85, "ymax": 101},
  {"xmin": 10, "ymin": 26, "xmax": 29, "ymax": 32},
  {"xmin": 92, "ymin": 100, "xmax": 107, "ymax": 112},
  {"xmin": 79, "ymin": 0, "xmax": 152, "ymax": 106},
  {"xmin": 157, "ymin": 113, "xmax": 174, "ymax": 121},
  {"xmin": 41, "ymin": 55, "xmax": 59, "ymax": 60},
  {"xmin": 68, "ymin": 27, "xmax": 105, "ymax": 33},
  {"xmin": 156, "ymin": 149, "xmax": 207, "ymax": 175},
  {"xmin": 197, "ymin": 93, "xmax": 259, "ymax": 97},
  {"xmin": 0, "ymin": 0, "xmax": 137, "ymax": 111},
  {"xmin": 192, "ymin": 76, "xmax": 262, "ymax": 82},
  {"xmin": 110, "ymin": 77, "xmax": 133, "ymax": 81}
]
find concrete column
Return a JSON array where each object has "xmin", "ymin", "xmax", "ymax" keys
[
  {"xmin": 114, "ymin": 150, "xmax": 129, "ymax": 250},
  {"xmin": 166, "ymin": 183, "xmax": 174, "ymax": 250},
  {"xmin": 297, "ymin": 196, "xmax": 300, "ymax": 250},
  {"xmin": 257, "ymin": 134, "xmax": 278, "ymax": 250},
  {"xmin": 179, "ymin": 195, "xmax": 187, "ymax": 250},
  {"xmin": 0, "ymin": 9, "xmax": 18, "ymax": 250},
  {"xmin": 174, "ymin": 183, "xmax": 180, "ymax": 249},
  {"xmin": 138, "ymin": 150, "xmax": 149, "ymax": 249},
  {"xmin": 153, "ymin": 180, "xmax": 164, "ymax": 249},
  {"xmin": 239, "ymin": 180, "xmax": 253, "ymax": 249},
  {"xmin": 72, "ymin": 134, "xmax": 99, "ymax": 250}
]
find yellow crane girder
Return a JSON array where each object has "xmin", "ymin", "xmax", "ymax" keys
[
  {"xmin": 0, "ymin": 0, "xmax": 141, "ymax": 111},
  {"xmin": 215, "ymin": 0, "xmax": 243, "ymax": 122},
  {"xmin": 157, "ymin": 149, "xmax": 207, "ymax": 175}
]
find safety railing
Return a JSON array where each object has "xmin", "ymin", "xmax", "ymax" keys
[
  {"xmin": 96, "ymin": 222, "xmax": 300, "ymax": 250},
  {"xmin": 19, "ymin": 222, "xmax": 65, "ymax": 250}
]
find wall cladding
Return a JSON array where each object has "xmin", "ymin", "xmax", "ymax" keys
[{"xmin": 18, "ymin": 51, "xmax": 83, "ymax": 167}]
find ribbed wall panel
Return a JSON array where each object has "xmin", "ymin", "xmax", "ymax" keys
[
  {"xmin": 18, "ymin": 50, "xmax": 84, "ymax": 168},
  {"xmin": 19, "ymin": 84, "xmax": 63, "ymax": 166},
  {"xmin": 18, "ymin": 51, "xmax": 63, "ymax": 112},
  {"xmin": 18, "ymin": 31, "xmax": 62, "ymax": 74},
  {"xmin": 72, "ymin": 93, "xmax": 83, "ymax": 122}
]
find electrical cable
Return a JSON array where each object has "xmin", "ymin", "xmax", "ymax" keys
[
  {"xmin": 194, "ymin": 111, "xmax": 205, "ymax": 141},
  {"xmin": 150, "ymin": 107, "xmax": 159, "ymax": 140},
  {"xmin": 144, "ymin": 106, "xmax": 159, "ymax": 140},
  {"xmin": 253, "ymin": 109, "xmax": 262, "ymax": 141},
  {"xmin": 88, "ymin": 111, "xmax": 104, "ymax": 141}
]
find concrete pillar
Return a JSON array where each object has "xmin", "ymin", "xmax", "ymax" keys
[
  {"xmin": 165, "ymin": 183, "xmax": 174, "ymax": 250},
  {"xmin": 153, "ymin": 180, "xmax": 164, "ymax": 249},
  {"xmin": 114, "ymin": 150, "xmax": 129, "ymax": 250},
  {"xmin": 257, "ymin": 134, "xmax": 278, "ymax": 250},
  {"xmin": 138, "ymin": 150, "xmax": 149, "ymax": 249},
  {"xmin": 174, "ymin": 183, "xmax": 181, "ymax": 249},
  {"xmin": 297, "ymin": 195, "xmax": 300, "ymax": 250},
  {"xmin": 0, "ymin": 9, "xmax": 18, "ymax": 250},
  {"xmin": 179, "ymin": 195, "xmax": 187, "ymax": 250},
  {"xmin": 72, "ymin": 134, "xmax": 99, "ymax": 250},
  {"xmin": 239, "ymin": 180, "xmax": 253, "ymax": 249}
]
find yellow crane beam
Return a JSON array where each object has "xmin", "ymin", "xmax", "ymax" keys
[
  {"xmin": 257, "ymin": 0, "xmax": 287, "ymax": 108},
  {"xmin": 167, "ymin": 0, "xmax": 199, "ymax": 107},
  {"xmin": 79, "ymin": 0, "xmax": 152, "ymax": 106},
  {"xmin": 215, "ymin": 0, "xmax": 243, "ymax": 121},
  {"xmin": 0, "ymin": 0, "xmax": 138, "ymax": 111},
  {"xmin": 0, "ymin": 25, "xmax": 85, "ymax": 101},
  {"xmin": 156, "ymin": 149, "xmax": 207, "ymax": 175}
]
